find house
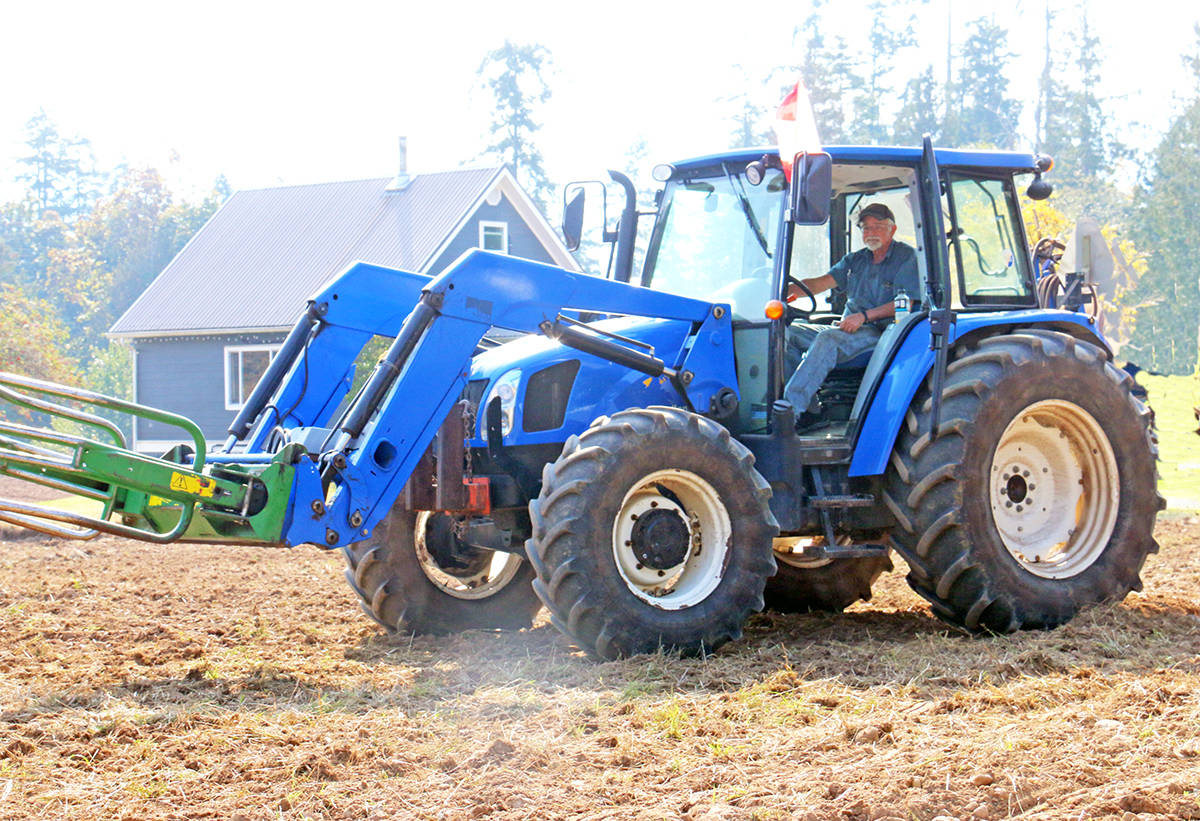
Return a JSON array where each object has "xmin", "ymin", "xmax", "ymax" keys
[{"xmin": 109, "ymin": 160, "xmax": 579, "ymax": 454}]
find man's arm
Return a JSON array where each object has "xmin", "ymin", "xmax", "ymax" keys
[
  {"xmin": 786, "ymin": 273, "xmax": 836, "ymax": 302},
  {"xmin": 837, "ymin": 300, "xmax": 895, "ymax": 332}
]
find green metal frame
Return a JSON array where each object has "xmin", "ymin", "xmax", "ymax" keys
[{"xmin": 0, "ymin": 372, "xmax": 277, "ymax": 543}]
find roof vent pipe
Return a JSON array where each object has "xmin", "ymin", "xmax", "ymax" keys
[{"xmin": 387, "ymin": 137, "xmax": 412, "ymax": 191}]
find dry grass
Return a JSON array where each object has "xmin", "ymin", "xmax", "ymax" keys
[{"xmin": 0, "ymin": 513, "xmax": 1198, "ymax": 820}]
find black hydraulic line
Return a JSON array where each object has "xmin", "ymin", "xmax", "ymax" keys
[
  {"xmin": 555, "ymin": 313, "xmax": 655, "ymax": 351},
  {"xmin": 228, "ymin": 302, "xmax": 325, "ymax": 440},
  {"xmin": 340, "ymin": 295, "xmax": 440, "ymax": 440},
  {"xmin": 540, "ymin": 320, "xmax": 668, "ymax": 379}
]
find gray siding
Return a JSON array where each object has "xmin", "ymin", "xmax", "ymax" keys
[
  {"xmin": 428, "ymin": 193, "xmax": 556, "ymax": 274},
  {"xmin": 135, "ymin": 332, "xmax": 287, "ymax": 443}
]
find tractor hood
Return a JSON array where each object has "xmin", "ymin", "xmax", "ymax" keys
[{"xmin": 466, "ymin": 314, "xmax": 726, "ymax": 448}]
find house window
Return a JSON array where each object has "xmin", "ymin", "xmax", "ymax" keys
[
  {"xmin": 479, "ymin": 221, "xmax": 508, "ymax": 253},
  {"xmin": 224, "ymin": 344, "xmax": 281, "ymax": 410}
]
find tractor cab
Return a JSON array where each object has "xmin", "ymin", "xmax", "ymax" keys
[{"xmin": 635, "ymin": 144, "xmax": 1046, "ymax": 437}]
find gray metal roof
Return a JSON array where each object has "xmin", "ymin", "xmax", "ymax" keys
[{"xmin": 110, "ymin": 167, "xmax": 504, "ymax": 335}]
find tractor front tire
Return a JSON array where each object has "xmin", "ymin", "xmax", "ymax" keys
[
  {"xmin": 344, "ymin": 509, "xmax": 542, "ymax": 635},
  {"xmin": 885, "ymin": 330, "xmax": 1163, "ymax": 633},
  {"xmin": 764, "ymin": 548, "xmax": 893, "ymax": 613},
  {"xmin": 527, "ymin": 407, "xmax": 778, "ymax": 660}
]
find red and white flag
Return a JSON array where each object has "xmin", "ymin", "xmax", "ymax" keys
[{"xmin": 775, "ymin": 80, "xmax": 822, "ymax": 183}]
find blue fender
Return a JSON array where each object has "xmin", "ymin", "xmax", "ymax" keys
[{"xmin": 848, "ymin": 310, "xmax": 1107, "ymax": 477}]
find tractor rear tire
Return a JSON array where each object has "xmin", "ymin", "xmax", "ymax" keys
[
  {"xmin": 343, "ymin": 509, "xmax": 542, "ymax": 635},
  {"xmin": 884, "ymin": 330, "xmax": 1163, "ymax": 633},
  {"xmin": 764, "ymin": 547, "xmax": 893, "ymax": 613},
  {"xmin": 527, "ymin": 406, "xmax": 778, "ymax": 660}
]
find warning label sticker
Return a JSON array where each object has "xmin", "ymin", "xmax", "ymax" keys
[{"xmin": 169, "ymin": 472, "xmax": 214, "ymax": 497}]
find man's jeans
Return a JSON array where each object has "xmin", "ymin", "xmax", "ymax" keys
[{"xmin": 783, "ymin": 322, "xmax": 881, "ymax": 413}]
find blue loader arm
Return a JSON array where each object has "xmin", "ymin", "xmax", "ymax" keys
[{"xmin": 281, "ymin": 250, "xmax": 737, "ymax": 549}]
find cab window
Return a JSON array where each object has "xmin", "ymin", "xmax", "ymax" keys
[{"xmin": 946, "ymin": 174, "xmax": 1035, "ymax": 306}]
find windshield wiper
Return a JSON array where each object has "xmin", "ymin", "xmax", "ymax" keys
[{"xmin": 723, "ymin": 163, "xmax": 771, "ymax": 258}]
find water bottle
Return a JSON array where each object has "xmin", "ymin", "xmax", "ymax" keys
[{"xmin": 894, "ymin": 289, "xmax": 911, "ymax": 322}]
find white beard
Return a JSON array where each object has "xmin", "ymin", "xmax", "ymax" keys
[{"xmin": 864, "ymin": 237, "xmax": 883, "ymax": 251}]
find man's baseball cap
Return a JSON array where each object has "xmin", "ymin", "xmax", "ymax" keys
[{"xmin": 856, "ymin": 203, "xmax": 895, "ymax": 225}]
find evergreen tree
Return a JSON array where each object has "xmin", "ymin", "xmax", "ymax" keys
[
  {"xmin": 893, "ymin": 66, "xmax": 942, "ymax": 145},
  {"xmin": 1125, "ymin": 31, "xmax": 1200, "ymax": 374},
  {"xmin": 477, "ymin": 41, "xmax": 555, "ymax": 209},
  {"xmin": 1065, "ymin": 10, "xmax": 1113, "ymax": 179},
  {"xmin": 1034, "ymin": 2, "xmax": 1072, "ymax": 156},
  {"xmin": 15, "ymin": 110, "xmax": 103, "ymax": 219},
  {"xmin": 725, "ymin": 67, "xmax": 775, "ymax": 149},
  {"xmin": 849, "ymin": 0, "xmax": 918, "ymax": 142},
  {"xmin": 944, "ymin": 17, "xmax": 1022, "ymax": 148},
  {"xmin": 794, "ymin": 7, "xmax": 862, "ymax": 142}
]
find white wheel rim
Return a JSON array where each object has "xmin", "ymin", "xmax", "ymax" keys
[
  {"xmin": 611, "ymin": 469, "xmax": 731, "ymax": 609},
  {"xmin": 413, "ymin": 512, "xmax": 525, "ymax": 600},
  {"xmin": 773, "ymin": 536, "xmax": 833, "ymax": 569},
  {"xmin": 989, "ymin": 400, "xmax": 1119, "ymax": 579}
]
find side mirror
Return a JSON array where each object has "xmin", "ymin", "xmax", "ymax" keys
[
  {"xmin": 562, "ymin": 186, "xmax": 586, "ymax": 252},
  {"xmin": 791, "ymin": 151, "xmax": 832, "ymax": 225},
  {"xmin": 1026, "ymin": 174, "xmax": 1053, "ymax": 200}
]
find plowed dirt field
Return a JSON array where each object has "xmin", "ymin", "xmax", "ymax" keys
[{"xmin": 1, "ymin": 483, "xmax": 1197, "ymax": 820}]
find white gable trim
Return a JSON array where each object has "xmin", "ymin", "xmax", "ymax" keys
[
  {"xmin": 492, "ymin": 170, "xmax": 581, "ymax": 271},
  {"xmin": 418, "ymin": 167, "xmax": 581, "ymax": 273},
  {"xmin": 110, "ymin": 325, "xmax": 292, "ymax": 341}
]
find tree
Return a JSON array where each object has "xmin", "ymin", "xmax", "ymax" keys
[
  {"xmin": 477, "ymin": 41, "xmax": 555, "ymax": 208},
  {"xmin": 15, "ymin": 110, "xmax": 103, "ymax": 219},
  {"xmin": 725, "ymin": 67, "xmax": 776, "ymax": 149},
  {"xmin": 849, "ymin": 1, "xmax": 919, "ymax": 142},
  {"xmin": 1036, "ymin": 4, "xmax": 1121, "ymax": 189},
  {"xmin": 41, "ymin": 169, "xmax": 221, "ymax": 359},
  {"xmin": 0, "ymin": 201, "xmax": 71, "ymax": 296},
  {"xmin": 943, "ymin": 17, "xmax": 1022, "ymax": 148},
  {"xmin": 893, "ymin": 66, "xmax": 942, "ymax": 144},
  {"xmin": 0, "ymin": 284, "xmax": 76, "ymax": 386},
  {"xmin": 1124, "ymin": 32, "xmax": 1200, "ymax": 374},
  {"xmin": 793, "ymin": 7, "xmax": 863, "ymax": 142}
]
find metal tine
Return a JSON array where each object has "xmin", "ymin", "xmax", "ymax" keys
[
  {"xmin": 0, "ymin": 381, "xmax": 125, "ymax": 447},
  {"xmin": 0, "ymin": 418, "xmax": 100, "ymax": 448},
  {"xmin": 0, "ymin": 507, "xmax": 99, "ymax": 540},
  {"xmin": 0, "ymin": 465, "xmax": 113, "ymax": 503},
  {"xmin": 0, "ymin": 435, "xmax": 72, "ymax": 462},
  {"xmin": 0, "ymin": 496, "xmax": 193, "ymax": 544}
]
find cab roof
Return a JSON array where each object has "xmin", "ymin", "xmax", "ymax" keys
[{"xmin": 672, "ymin": 145, "xmax": 1041, "ymax": 174}]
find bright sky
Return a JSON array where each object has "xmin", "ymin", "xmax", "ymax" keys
[{"xmin": 1, "ymin": 0, "xmax": 1195, "ymax": 203}]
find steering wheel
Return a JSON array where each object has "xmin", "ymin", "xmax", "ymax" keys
[{"xmin": 785, "ymin": 275, "xmax": 818, "ymax": 322}]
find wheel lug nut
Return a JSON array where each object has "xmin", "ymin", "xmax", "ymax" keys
[{"xmin": 1016, "ymin": 505, "xmax": 1023, "ymax": 512}]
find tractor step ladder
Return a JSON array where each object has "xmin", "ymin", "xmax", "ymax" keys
[{"xmin": 804, "ymin": 464, "xmax": 889, "ymax": 560}]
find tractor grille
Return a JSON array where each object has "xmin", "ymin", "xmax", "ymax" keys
[{"xmin": 523, "ymin": 360, "xmax": 580, "ymax": 433}]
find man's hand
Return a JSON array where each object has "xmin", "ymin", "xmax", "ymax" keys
[{"xmin": 838, "ymin": 311, "xmax": 868, "ymax": 333}]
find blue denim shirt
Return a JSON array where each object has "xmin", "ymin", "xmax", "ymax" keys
[{"xmin": 828, "ymin": 240, "xmax": 920, "ymax": 326}]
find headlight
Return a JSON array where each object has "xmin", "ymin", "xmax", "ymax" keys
[{"xmin": 485, "ymin": 369, "xmax": 522, "ymax": 436}]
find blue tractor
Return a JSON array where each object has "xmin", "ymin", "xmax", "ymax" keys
[{"xmin": 0, "ymin": 139, "xmax": 1163, "ymax": 659}]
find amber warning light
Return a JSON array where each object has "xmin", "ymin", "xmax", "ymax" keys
[{"xmin": 764, "ymin": 300, "xmax": 786, "ymax": 320}]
